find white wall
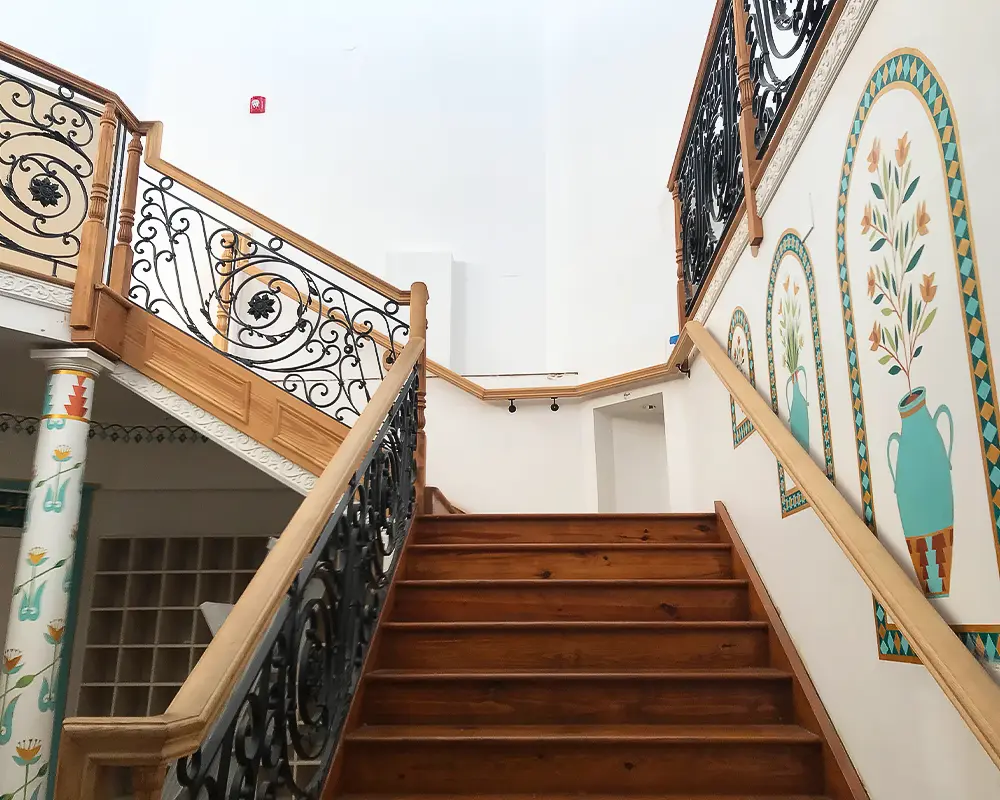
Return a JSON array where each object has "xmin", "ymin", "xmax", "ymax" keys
[{"xmin": 2, "ymin": 0, "xmax": 714, "ymax": 379}]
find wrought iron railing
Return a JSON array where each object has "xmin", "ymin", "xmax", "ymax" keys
[
  {"xmin": 744, "ymin": 0, "xmax": 837, "ymax": 155},
  {"xmin": 673, "ymin": 0, "xmax": 838, "ymax": 317},
  {"xmin": 0, "ymin": 56, "xmax": 125, "ymax": 280},
  {"xmin": 129, "ymin": 172, "xmax": 410, "ymax": 426},
  {"xmin": 675, "ymin": 0, "xmax": 743, "ymax": 317},
  {"xmin": 173, "ymin": 363, "xmax": 418, "ymax": 798}
]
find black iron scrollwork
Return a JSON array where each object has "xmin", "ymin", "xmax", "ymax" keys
[
  {"xmin": 676, "ymin": 1, "xmax": 744, "ymax": 315},
  {"xmin": 743, "ymin": 0, "xmax": 836, "ymax": 154},
  {"xmin": 176, "ymin": 365, "xmax": 418, "ymax": 799},
  {"xmin": 0, "ymin": 66, "xmax": 101, "ymax": 270},
  {"xmin": 130, "ymin": 175, "xmax": 409, "ymax": 426}
]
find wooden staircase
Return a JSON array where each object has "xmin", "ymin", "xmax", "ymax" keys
[{"xmin": 322, "ymin": 504, "xmax": 867, "ymax": 800}]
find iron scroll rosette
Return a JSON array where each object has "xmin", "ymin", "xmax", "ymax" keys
[{"xmin": 130, "ymin": 174, "xmax": 410, "ymax": 427}]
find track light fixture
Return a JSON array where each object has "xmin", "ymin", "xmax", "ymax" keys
[
  {"xmin": 508, "ymin": 399, "xmax": 517, "ymax": 413},
  {"xmin": 550, "ymin": 398, "xmax": 559, "ymax": 412}
]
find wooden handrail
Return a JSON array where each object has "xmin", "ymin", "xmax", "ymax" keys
[
  {"xmin": 140, "ymin": 122, "xmax": 411, "ymax": 305},
  {"xmin": 0, "ymin": 39, "xmax": 142, "ymax": 130},
  {"xmin": 53, "ymin": 336, "xmax": 426, "ymax": 799},
  {"xmin": 684, "ymin": 319, "xmax": 1000, "ymax": 771}
]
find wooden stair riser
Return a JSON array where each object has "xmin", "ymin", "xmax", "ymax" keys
[
  {"xmin": 361, "ymin": 673, "xmax": 795, "ymax": 725},
  {"xmin": 376, "ymin": 624, "xmax": 770, "ymax": 671},
  {"xmin": 403, "ymin": 545, "xmax": 733, "ymax": 580},
  {"xmin": 417, "ymin": 516, "xmax": 719, "ymax": 544},
  {"xmin": 392, "ymin": 581, "xmax": 750, "ymax": 622},
  {"xmin": 340, "ymin": 740, "xmax": 824, "ymax": 795}
]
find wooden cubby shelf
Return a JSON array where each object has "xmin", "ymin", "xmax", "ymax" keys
[{"xmin": 78, "ymin": 535, "xmax": 270, "ymax": 718}]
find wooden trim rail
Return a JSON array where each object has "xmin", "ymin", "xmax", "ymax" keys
[
  {"xmin": 0, "ymin": 39, "xmax": 142, "ymax": 130},
  {"xmin": 684, "ymin": 319, "xmax": 1000, "ymax": 771},
  {"xmin": 53, "ymin": 337, "xmax": 427, "ymax": 800},
  {"xmin": 140, "ymin": 122, "xmax": 411, "ymax": 305}
]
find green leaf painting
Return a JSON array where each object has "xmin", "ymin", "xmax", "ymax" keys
[{"xmin": 862, "ymin": 132, "xmax": 938, "ymax": 392}]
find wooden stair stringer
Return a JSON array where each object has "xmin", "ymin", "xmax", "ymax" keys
[
  {"xmin": 116, "ymin": 306, "xmax": 349, "ymax": 477},
  {"xmin": 715, "ymin": 501, "xmax": 869, "ymax": 800}
]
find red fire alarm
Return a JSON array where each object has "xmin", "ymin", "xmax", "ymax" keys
[{"xmin": 249, "ymin": 96, "xmax": 266, "ymax": 114}]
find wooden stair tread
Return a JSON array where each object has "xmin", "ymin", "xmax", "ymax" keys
[
  {"xmin": 348, "ymin": 724, "xmax": 821, "ymax": 744},
  {"xmin": 397, "ymin": 578, "xmax": 748, "ymax": 587},
  {"xmin": 367, "ymin": 668, "xmax": 792, "ymax": 681},
  {"xmin": 421, "ymin": 513, "xmax": 718, "ymax": 522},
  {"xmin": 408, "ymin": 543, "xmax": 732, "ymax": 551},
  {"xmin": 341, "ymin": 795, "xmax": 831, "ymax": 799},
  {"xmin": 383, "ymin": 620, "xmax": 769, "ymax": 630}
]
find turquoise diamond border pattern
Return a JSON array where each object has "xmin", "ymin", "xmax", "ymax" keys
[
  {"xmin": 728, "ymin": 306, "xmax": 757, "ymax": 448},
  {"xmin": 765, "ymin": 230, "xmax": 835, "ymax": 518},
  {"xmin": 835, "ymin": 49, "xmax": 1000, "ymax": 664}
]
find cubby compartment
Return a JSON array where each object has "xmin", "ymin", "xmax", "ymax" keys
[
  {"xmin": 97, "ymin": 539, "xmax": 131, "ymax": 572},
  {"xmin": 166, "ymin": 538, "xmax": 200, "ymax": 571},
  {"xmin": 127, "ymin": 572, "xmax": 163, "ymax": 608},
  {"xmin": 113, "ymin": 685, "xmax": 150, "ymax": 716},
  {"xmin": 130, "ymin": 538, "xmax": 166, "ymax": 572},
  {"xmin": 233, "ymin": 572, "xmax": 254, "ymax": 601},
  {"xmin": 153, "ymin": 648, "xmax": 190, "ymax": 684},
  {"xmin": 77, "ymin": 685, "xmax": 113, "ymax": 716},
  {"xmin": 122, "ymin": 610, "xmax": 157, "ymax": 645},
  {"xmin": 158, "ymin": 610, "xmax": 195, "ymax": 645},
  {"xmin": 91, "ymin": 573, "xmax": 127, "ymax": 609},
  {"xmin": 201, "ymin": 537, "xmax": 235, "ymax": 571},
  {"xmin": 197, "ymin": 573, "xmax": 232, "ymax": 605},
  {"xmin": 150, "ymin": 685, "xmax": 179, "ymax": 716},
  {"xmin": 117, "ymin": 648, "xmax": 154, "ymax": 683},
  {"xmin": 163, "ymin": 573, "xmax": 197, "ymax": 607},
  {"xmin": 193, "ymin": 614, "xmax": 214, "ymax": 646},
  {"xmin": 236, "ymin": 537, "xmax": 268, "ymax": 571},
  {"xmin": 87, "ymin": 611, "xmax": 123, "ymax": 645},
  {"xmin": 81, "ymin": 648, "xmax": 119, "ymax": 684}
]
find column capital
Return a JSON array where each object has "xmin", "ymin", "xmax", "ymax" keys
[{"xmin": 30, "ymin": 347, "xmax": 115, "ymax": 376}]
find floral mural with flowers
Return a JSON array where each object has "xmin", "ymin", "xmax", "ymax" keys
[
  {"xmin": 727, "ymin": 307, "xmax": 757, "ymax": 448},
  {"xmin": 861, "ymin": 131, "xmax": 954, "ymax": 599}
]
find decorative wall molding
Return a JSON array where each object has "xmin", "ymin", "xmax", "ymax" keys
[
  {"xmin": 0, "ymin": 412, "xmax": 208, "ymax": 444},
  {"xmin": 110, "ymin": 364, "xmax": 317, "ymax": 495},
  {"xmin": 693, "ymin": 0, "xmax": 880, "ymax": 326},
  {"xmin": 0, "ymin": 267, "xmax": 73, "ymax": 311}
]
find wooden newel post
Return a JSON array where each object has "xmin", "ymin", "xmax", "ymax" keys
[
  {"xmin": 71, "ymin": 103, "xmax": 118, "ymax": 329},
  {"xmin": 732, "ymin": 0, "xmax": 764, "ymax": 254},
  {"xmin": 108, "ymin": 130, "xmax": 144, "ymax": 297},
  {"xmin": 409, "ymin": 281, "xmax": 429, "ymax": 514}
]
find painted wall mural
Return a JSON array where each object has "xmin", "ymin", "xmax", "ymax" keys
[
  {"xmin": 727, "ymin": 307, "xmax": 757, "ymax": 447},
  {"xmin": 836, "ymin": 48, "xmax": 1000, "ymax": 665},
  {"xmin": 765, "ymin": 230, "xmax": 835, "ymax": 516}
]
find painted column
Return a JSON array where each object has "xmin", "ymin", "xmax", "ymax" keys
[{"xmin": 0, "ymin": 349, "xmax": 111, "ymax": 800}]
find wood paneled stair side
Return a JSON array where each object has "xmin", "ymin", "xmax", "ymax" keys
[{"xmin": 321, "ymin": 509, "xmax": 869, "ymax": 800}]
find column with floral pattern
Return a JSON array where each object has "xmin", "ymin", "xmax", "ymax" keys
[{"xmin": 0, "ymin": 350, "xmax": 110, "ymax": 800}]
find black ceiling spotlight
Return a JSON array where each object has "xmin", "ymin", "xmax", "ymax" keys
[
  {"xmin": 508, "ymin": 399, "xmax": 517, "ymax": 413},
  {"xmin": 550, "ymin": 397, "xmax": 559, "ymax": 412}
]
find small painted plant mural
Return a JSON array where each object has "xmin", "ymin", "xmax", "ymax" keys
[
  {"xmin": 777, "ymin": 276, "xmax": 809, "ymax": 451},
  {"xmin": 733, "ymin": 331, "xmax": 748, "ymax": 379},
  {"xmin": 862, "ymin": 132, "xmax": 955, "ymax": 599},
  {"xmin": 3, "ymin": 738, "xmax": 47, "ymax": 800}
]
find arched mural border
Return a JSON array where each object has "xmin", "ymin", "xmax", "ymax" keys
[
  {"xmin": 765, "ymin": 229, "xmax": 835, "ymax": 517},
  {"xmin": 835, "ymin": 48, "xmax": 1000, "ymax": 663},
  {"xmin": 728, "ymin": 306, "xmax": 757, "ymax": 448}
]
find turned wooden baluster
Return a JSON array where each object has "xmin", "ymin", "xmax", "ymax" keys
[
  {"xmin": 672, "ymin": 184, "xmax": 687, "ymax": 330},
  {"xmin": 409, "ymin": 281, "xmax": 429, "ymax": 513},
  {"xmin": 108, "ymin": 130, "xmax": 144, "ymax": 297},
  {"xmin": 732, "ymin": 0, "xmax": 764, "ymax": 254},
  {"xmin": 70, "ymin": 103, "xmax": 118, "ymax": 328}
]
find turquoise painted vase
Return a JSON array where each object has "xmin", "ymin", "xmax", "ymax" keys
[
  {"xmin": 886, "ymin": 387, "xmax": 954, "ymax": 598},
  {"xmin": 785, "ymin": 366, "xmax": 810, "ymax": 451}
]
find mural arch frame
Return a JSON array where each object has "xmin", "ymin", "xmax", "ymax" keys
[
  {"xmin": 835, "ymin": 48, "xmax": 1000, "ymax": 663},
  {"xmin": 765, "ymin": 229, "xmax": 835, "ymax": 517}
]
